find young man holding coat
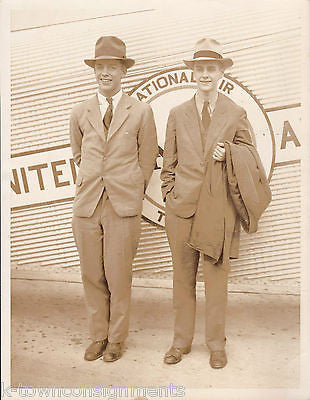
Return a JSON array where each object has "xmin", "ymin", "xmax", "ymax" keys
[{"xmin": 161, "ymin": 38, "xmax": 270, "ymax": 368}]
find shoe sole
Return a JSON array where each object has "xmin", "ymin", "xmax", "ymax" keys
[
  {"xmin": 103, "ymin": 355, "xmax": 122, "ymax": 362},
  {"xmin": 210, "ymin": 363, "xmax": 227, "ymax": 369},
  {"xmin": 84, "ymin": 352, "xmax": 103, "ymax": 361},
  {"xmin": 164, "ymin": 357, "xmax": 182, "ymax": 365}
]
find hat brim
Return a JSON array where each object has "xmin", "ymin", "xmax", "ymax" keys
[
  {"xmin": 183, "ymin": 57, "xmax": 233, "ymax": 70},
  {"xmin": 84, "ymin": 56, "xmax": 135, "ymax": 69}
]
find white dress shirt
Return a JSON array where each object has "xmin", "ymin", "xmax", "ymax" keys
[
  {"xmin": 97, "ymin": 89, "xmax": 123, "ymax": 120},
  {"xmin": 195, "ymin": 91, "xmax": 218, "ymax": 119}
]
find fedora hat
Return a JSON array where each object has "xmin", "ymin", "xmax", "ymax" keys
[
  {"xmin": 84, "ymin": 36, "xmax": 135, "ymax": 69},
  {"xmin": 184, "ymin": 38, "xmax": 233, "ymax": 70}
]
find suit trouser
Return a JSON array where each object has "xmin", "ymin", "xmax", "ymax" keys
[
  {"xmin": 72, "ymin": 192, "xmax": 141, "ymax": 343},
  {"xmin": 165, "ymin": 207, "xmax": 228, "ymax": 352}
]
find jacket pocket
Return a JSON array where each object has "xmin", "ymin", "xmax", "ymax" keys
[
  {"xmin": 76, "ymin": 175, "xmax": 83, "ymax": 186},
  {"xmin": 130, "ymin": 170, "xmax": 144, "ymax": 185},
  {"xmin": 172, "ymin": 187, "xmax": 178, "ymax": 199}
]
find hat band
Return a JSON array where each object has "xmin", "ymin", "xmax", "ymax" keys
[
  {"xmin": 95, "ymin": 55, "xmax": 126, "ymax": 60},
  {"xmin": 193, "ymin": 50, "xmax": 223, "ymax": 59}
]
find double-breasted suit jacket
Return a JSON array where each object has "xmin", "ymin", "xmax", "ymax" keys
[
  {"xmin": 70, "ymin": 92, "xmax": 158, "ymax": 217},
  {"xmin": 161, "ymin": 92, "xmax": 253, "ymax": 220}
]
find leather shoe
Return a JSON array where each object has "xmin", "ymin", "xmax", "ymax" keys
[
  {"xmin": 163, "ymin": 345, "xmax": 191, "ymax": 365},
  {"xmin": 84, "ymin": 339, "xmax": 107, "ymax": 361},
  {"xmin": 209, "ymin": 350, "xmax": 227, "ymax": 369},
  {"xmin": 103, "ymin": 342, "xmax": 122, "ymax": 362}
]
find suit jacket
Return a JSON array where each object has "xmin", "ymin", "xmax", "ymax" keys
[
  {"xmin": 70, "ymin": 92, "xmax": 158, "ymax": 218},
  {"xmin": 160, "ymin": 93, "xmax": 253, "ymax": 219}
]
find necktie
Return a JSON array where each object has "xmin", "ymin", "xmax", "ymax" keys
[
  {"xmin": 103, "ymin": 97, "xmax": 113, "ymax": 131},
  {"xmin": 201, "ymin": 101, "xmax": 210, "ymax": 148},
  {"xmin": 202, "ymin": 100, "xmax": 211, "ymax": 131}
]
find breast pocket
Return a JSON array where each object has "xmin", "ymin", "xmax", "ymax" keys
[{"xmin": 120, "ymin": 131, "xmax": 138, "ymax": 152}]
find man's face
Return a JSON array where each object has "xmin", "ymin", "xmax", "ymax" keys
[
  {"xmin": 193, "ymin": 60, "xmax": 224, "ymax": 95},
  {"xmin": 94, "ymin": 59, "xmax": 126, "ymax": 96}
]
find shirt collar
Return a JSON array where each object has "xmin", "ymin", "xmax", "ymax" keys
[
  {"xmin": 195, "ymin": 91, "xmax": 218, "ymax": 115},
  {"xmin": 97, "ymin": 89, "xmax": 123, "ymax": 108}
]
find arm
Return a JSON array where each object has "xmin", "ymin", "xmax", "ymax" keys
[
  {"xmin": 69, "ymin": 108, "xmax": 83, "ymax": 167},
  {"xmin": 233, "ymin": 109, "xmax": 254, "ymax": 146},
  {"xmin": 213, "ymin": 109, "xmax": 253, "ymax": 162},
  {"xmin": 137, "ymin": 104, "xmax": 158, "ymax": 191},
  {"xmin": 160, "ymin": 109, "xmax": 178, "ymax": 202}
]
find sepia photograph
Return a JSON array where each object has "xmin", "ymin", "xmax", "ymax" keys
[{"xmin": 1, "ymin": 0, "xmax": 310, "ymax": 399}]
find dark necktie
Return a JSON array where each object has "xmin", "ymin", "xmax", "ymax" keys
[
  {"xmin": 201, "ymin": 101, "xmax": 211, "ymax": 148},
  {"xmin": 103, "ymin": 97, "xmax": 113, "ymax": 131},
  {"xmin": 202, "ymin": 100, "xmax": 211, "ymax": 131}
]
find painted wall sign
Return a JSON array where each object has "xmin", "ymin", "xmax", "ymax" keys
[
  {"xmin": 267, "ymin": 107, "xmax": 301, "ymax": 164},
  {"xmin": 10, "ymin": 68, "xmax": 301, "ymax": 228},
  {"xmin": 10, "ymin": 147, "xmax": 76, "ymax": 208}
]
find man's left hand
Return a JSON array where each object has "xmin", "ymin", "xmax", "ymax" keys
[{"xmin": 212, "ymin": 142, "xmax": 226, "ymax": 162}]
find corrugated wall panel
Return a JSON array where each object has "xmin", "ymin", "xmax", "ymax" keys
[
  {"xmin": 11, "ymin": 162, "xmax": 301, "ymax": 282},
  {"xmin": 10, "ymin": 4, "xmax": 302, "ymax": 284},
  {"xmin": 10, "ymin": 6, "xmax": 301, "ymax": 154}
]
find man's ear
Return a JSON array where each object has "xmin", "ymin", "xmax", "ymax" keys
[{"xmin": 121, "ymin": 62, "xmax": 127, "ymax": 76}]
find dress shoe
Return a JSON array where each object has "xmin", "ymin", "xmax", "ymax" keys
[
  {"xmin": 209, "ymin": 350, "xmax": 227, "ymax": 369},
  {"xmin": 163, "ymin": 345, "xmax": 191, "ymax": 365},
  {"xmin": 84, "ymin": 339, "xmax": 107, "ymax": 361},
  {"xmin": 103, "ymin": 342, "xmax": 122, "ymax": 362}
]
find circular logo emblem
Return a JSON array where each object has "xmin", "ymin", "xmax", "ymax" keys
[{"xmin": 130, "ymin": 67, "xmax": 275, "ymax": 227}]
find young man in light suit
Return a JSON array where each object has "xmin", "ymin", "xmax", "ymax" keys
[
  {"xmin": 70, "ymin": 36, "xmax": 158, "ymax": 362},
  {"xmin": 161, "ymin": 38, "xmax": 254, "ymax": 368}
]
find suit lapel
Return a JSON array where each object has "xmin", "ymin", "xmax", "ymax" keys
[
  {"xmin": 183, "ymin": 97, "xmax": 204, "ymax": 159},
  {"xmin": 107, "ymin": 93, "xmax": 131, "ymax": 141},
  {"xmin": 203, "ymin": 93, "xmax": 228, "ymax": 158},
  {"xmin": 86, "ymin": 95, "xmax": 105, "ymax": 140}
]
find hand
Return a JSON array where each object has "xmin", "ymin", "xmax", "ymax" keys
[{"xmin": 212, "ymin": 142, "xmax": 226, "ymax": 162}]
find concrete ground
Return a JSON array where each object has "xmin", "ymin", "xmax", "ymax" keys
[{"xmin": 9, "ymin": 268, "xmax": 301, "ymax": 398}]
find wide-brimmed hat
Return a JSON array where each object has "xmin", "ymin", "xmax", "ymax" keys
[
  {"xmin": 184, "ymin": 38, "xmax": 233, "ymax": 70},
  {"xmin": 84, "ymin": 36, "xmax": 135, "ymax": 69}
]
